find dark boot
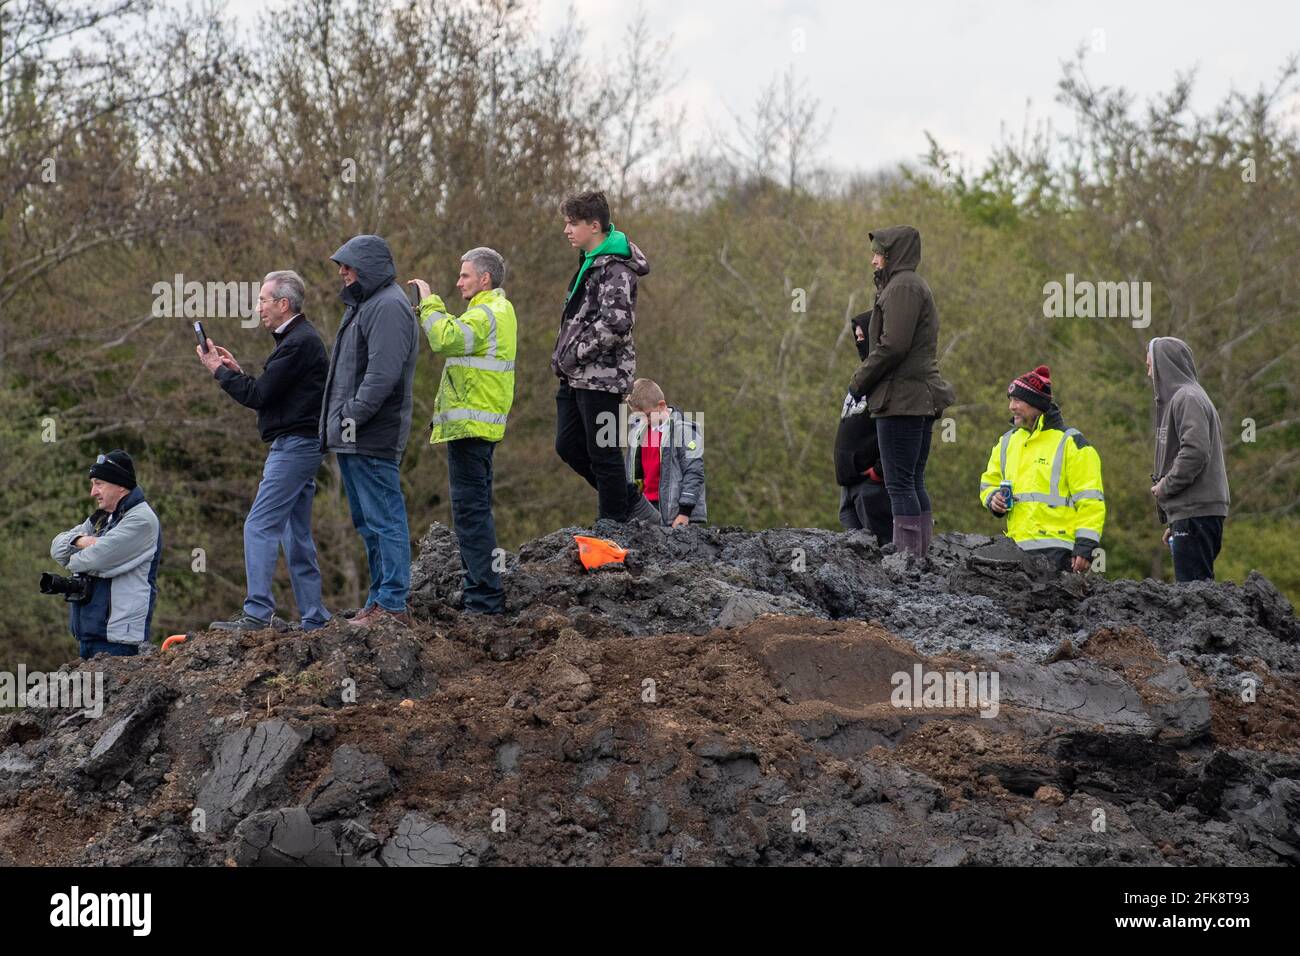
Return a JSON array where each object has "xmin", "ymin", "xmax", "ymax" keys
[
  {"xmin": 891, "ymin": 516, "xmax": 922, "ymax": 558},
  {"xmin": 918, "ymin": 512, "xmax": 933, "ymax": 556}
]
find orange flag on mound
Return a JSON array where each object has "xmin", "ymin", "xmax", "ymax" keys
[{"xmin": 574, "ymin": 535, "xmax": 627, "ymax": 571}]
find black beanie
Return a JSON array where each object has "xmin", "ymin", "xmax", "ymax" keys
[
  {"xmin": 1008, "ymin": 365, "xmax": 1053, "ymax": 412},
  {"xmin": 89, "ymin": 449, "xmax": 136, "ymax": 489}
]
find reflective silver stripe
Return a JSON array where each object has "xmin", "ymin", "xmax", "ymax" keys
[
  {"xmin": 979, "ymin": 481, "xmax": 995, "ymax": 490},
  {"xmin": 1049, "ymin": 428, "xmax": 1080, "ymax": 498},
  {"xmin": 446, "ymin": 356, "xmax": 515, "ymax": 372},
  {"xmin": 999, "ymin": 430, "xmax": 1013, "ymax": 476},
  {"xmin": 478, "ymin": 304, "xmax": 498, "ymax": 359},
  {"xmin": 1070, "ymin": 489, "xmax": 1105, "ymax": 503},
  {"xmin": 1016, "ymin": 492, "xmax": 1069, "ymax": 506},
  {"xmin": 1018, "ymin": 537, "xmax": 1073, "ymax": 550},
  {"xmin": 453, "ymin": 318, "xmax": 475, "ymax": 354},
  {"xmin": 430, "ymin": 408, "xmax": 508, "ymax": 426},
  {"xmin": 1076, "ymin": 528, "xmax": 1101, "ymax": 542},
  {"xmin": 421, "ymin": 312, "xmax": 438, "ymax": 336}
]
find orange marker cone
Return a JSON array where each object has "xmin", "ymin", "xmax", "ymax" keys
[{"xmin": 574, "ymin": 535, "xmax": 628, "ymax": 571}]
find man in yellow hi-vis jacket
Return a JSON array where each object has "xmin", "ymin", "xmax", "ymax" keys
[
  {"xmin": 978, "ymin": 365, "xmax": 1105, "ymax": 573},
  {"xmin": 408, "ymin": 248, "xmax": 517, "ymax": 614}
]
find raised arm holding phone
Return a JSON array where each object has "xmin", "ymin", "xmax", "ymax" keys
[{"xmin": 195, "ymin": 270, "xmax": 331, "ymax": 632}]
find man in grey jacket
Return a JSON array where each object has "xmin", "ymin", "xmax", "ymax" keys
[
  {"xmin": 50, "ymin": 450, "xmax": 162, "ymax": 658},
  {"xmin": 1148, "ymin": 337, "xmax": 1230, "ymax": 581},
  {"xmin": 320, "ymin": 235, "xmax": 420, "ymax": 626}
]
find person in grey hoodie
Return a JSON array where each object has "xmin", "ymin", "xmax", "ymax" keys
[
  {"xmin": 321, "ymin": 235, "xmax": 421, "ymax": 626},
  {"xmin": 1147, "ymin": 337, "xmax": 1230, "ymax": 581}
]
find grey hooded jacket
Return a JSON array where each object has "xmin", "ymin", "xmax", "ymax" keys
[
  {"xmin": 623, "ymin": 407, "xmax": 707, "ymax": 524},
  {"xmin": 50, "ymin": 487, "xmax": 161, "ymax": 645},
  {"xmin": 320, "ymin": 235, "xmax": 421, "ymax": 459},
  {"xmin": 1150, "ymin": 336, "xmax": 1230, "ymax": 523}
]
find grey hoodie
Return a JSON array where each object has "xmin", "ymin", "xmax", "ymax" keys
[
  {"xmin": 1150, "ymin": 337, "xmax": 1230, "ymax": 523},
  {"xmin": 320, "ymin": 235, "xmax": 420, "ymax": 458}
]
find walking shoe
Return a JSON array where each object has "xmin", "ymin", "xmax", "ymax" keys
[
  {"xmin": 349, "ymin": 606, "xmax": 412, "ymax": 628},
  {"xmin": 209, "ymin": 613, "xmax": 271, "ymax": 632},
  {"xmin": 345, "ymin": 604, "xmax": 379, "ymax": 626}
]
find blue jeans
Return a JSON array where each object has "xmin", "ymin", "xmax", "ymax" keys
[
  {"xmin": 875, "ymin": 415, "xmax": 935, "ymax": 517},
  {"xmin": 337, "ymin": 452, "xmax": 411, "ymax": 613},
  {"xmin": 244, "ymin": 434, "xmax": 330, "ymax": 629},
  {"xmin": 447, "ymin": 438, "xmax": 505, "ymax": 614},
  {"xmin": 79, "ymin": 640, "xmax": 138, "ymax": 660}
]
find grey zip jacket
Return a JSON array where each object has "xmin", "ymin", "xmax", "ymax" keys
[
  {"xmin": 50, "ymin": 488, "xmax": 161, "ymax": 645},
  {"xmin": 623, "ymin": 407, "xmax": 707, "ymax": 524}
]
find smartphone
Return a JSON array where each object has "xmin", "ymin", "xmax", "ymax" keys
[
  {"xmin": 194, "ymin": 320, "xmax": 209, "ymax": 352},
  {"xmin": 405, "ymin": 283, "xmax": 420, "ymax": 309}
]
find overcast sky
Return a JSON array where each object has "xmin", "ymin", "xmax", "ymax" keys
[{"xmin": 226, "ymin": 0, "xmax": 1300, "ymax": 176}]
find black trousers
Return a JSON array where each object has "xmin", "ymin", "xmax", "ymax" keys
[
  {"xmin": 1170, "ymin": 515, "xmax": 1224, "ymax": 582},
  {"xmin": 447, "ymin": 437, "xmax": 505, "ymax": 614},
  {"xmin": 1037, "ymin": 547, "xmax": 1074, "ymax": 572},
  {"xmin": 875, "ymin": 415, "xmax": 935, "ymax": 517},
  {"xmin": 555, "ymin": 380, "xmax": 631, "ymax": 521},
  {"xmin": 839, "ymin": 479, "xmax": 894, "ymax": 544}
]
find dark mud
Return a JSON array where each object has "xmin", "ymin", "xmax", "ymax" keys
[{"xmin": 1, "ymin": 523, "xmax": 1296, "ymax": 866}]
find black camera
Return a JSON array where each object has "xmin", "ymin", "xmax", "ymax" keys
[{"xmin": 40, "ymin": 572, "xmax": 90, "ymax": 603}]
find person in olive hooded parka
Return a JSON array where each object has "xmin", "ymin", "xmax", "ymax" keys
[{"xmin": 849, "ymin": 225, "xmax": 956, "ymax": 557}]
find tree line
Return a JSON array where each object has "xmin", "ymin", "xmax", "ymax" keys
[{"xmin": 2, "ymin": 0, "xmax": 1296, "ymax": 670}]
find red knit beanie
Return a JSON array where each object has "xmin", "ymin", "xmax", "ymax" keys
[{"xmin": 1008, "ymin": 365, "xmax": 1052, "ymax": 412}]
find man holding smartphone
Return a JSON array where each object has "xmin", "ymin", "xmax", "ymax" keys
[{"xmin": 197, "ymin": 270, "xmax": 331, "ymax": 631}]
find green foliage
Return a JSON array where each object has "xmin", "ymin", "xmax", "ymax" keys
[{"xmin": 2, "ymin": 5, "xmax": 1296, "ymax": 673}]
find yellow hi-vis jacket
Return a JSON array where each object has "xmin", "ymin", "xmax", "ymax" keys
[
  {"xmin": 419, "ymin": 287, "xmax": 517, "ymax": 444},
  {"xmin": 978, "ymin": 405, "xmax": 1105, "ymax": 558}
]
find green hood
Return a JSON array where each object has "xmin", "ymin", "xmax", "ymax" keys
[{"xmin": 567, "ymin": 227, "xmax": 632, "ymax": 302}]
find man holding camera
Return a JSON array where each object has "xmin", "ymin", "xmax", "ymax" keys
[
  {"xmin": 197, "ymin": 270, "xmax": 331, "ymax": 632},
  {"xmin": 49, "ymin": 450, "xmax": 162, "ymax": 659}
]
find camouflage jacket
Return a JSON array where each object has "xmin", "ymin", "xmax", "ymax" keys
[{"xmin": 551, "ymin": 235, "xmax": 649, "ymax": 394}]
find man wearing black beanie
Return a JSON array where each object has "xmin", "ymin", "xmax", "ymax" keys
[{"xmin": 50, "ymin": 450, "xmax": 163, "ymax": 658}]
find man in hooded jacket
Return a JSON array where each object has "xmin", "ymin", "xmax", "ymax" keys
[
  {"xmin": 552, "ymin": 190, "xmax": 650, "ymax": 526},
  {"xmin": 321, "ymin": 235, "xmax": 421, "ymax": 626},
  {"xmin": 1147, "ymin": 337, "xmax": 1230, "ymax": 581}
]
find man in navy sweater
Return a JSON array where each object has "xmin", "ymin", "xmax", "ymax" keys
[{"xmin": 198, "ymin": 270, "xmax": 331, "ymax": 631}]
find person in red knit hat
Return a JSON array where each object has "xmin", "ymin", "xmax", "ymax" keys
[{"xmin": 978, "ymin": 364, "xmax": 1107, "ymax": 572}]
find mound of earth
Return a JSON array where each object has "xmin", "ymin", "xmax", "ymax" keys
[{"xmin": 2, "ymin": 523, "xmax": 1297, "ymax": 866}]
